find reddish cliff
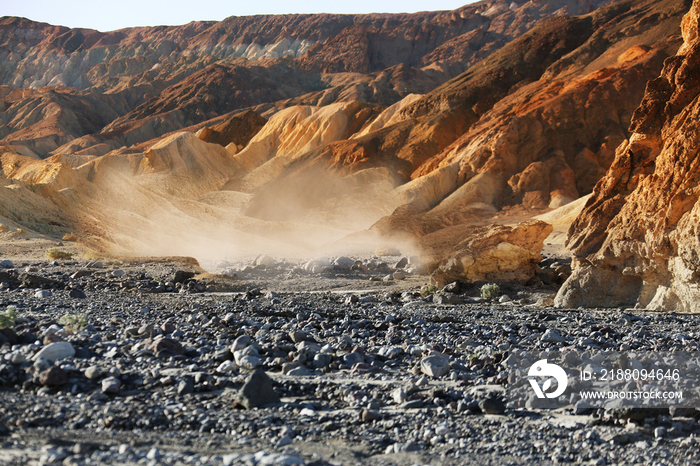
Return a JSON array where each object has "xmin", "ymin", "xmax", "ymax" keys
[{"xmin": 557, "ymin": 0, "xmax": 700, "ymax": 311}]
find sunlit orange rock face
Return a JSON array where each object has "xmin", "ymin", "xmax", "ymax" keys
[{"xmin": 557, "ymin": 0, "xmax": 700, "ymax": 311}]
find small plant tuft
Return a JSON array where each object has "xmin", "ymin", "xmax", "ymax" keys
[
  {"xmin": 480, "ymin": 283, "xmax": 501, "ymax": 300},
  {"xmin": 58, "ymin": 313, "xmax": 87, "ymax": 334},
  {"xmin": 46, "ymin": 248, "xmax": 73, "ymax": 260},
  {"xmin": 0, "ymin": 305, "xmax": 17, "ymax": 328},
  {"xmin": 420, "ymin": 284, "xmax": 438, "ymax": 297}
]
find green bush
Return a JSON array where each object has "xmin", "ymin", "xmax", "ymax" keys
[
  {"xmin": 480, "ymin": 283, "xmax": 501, "ymax": 300},
  {"xmin": 59, "ymin": 313, "xmax": 87, "ymax": 334},
  {"xmin": 0, "ymin": 306, "xmax": 17, "ymax": 328}
]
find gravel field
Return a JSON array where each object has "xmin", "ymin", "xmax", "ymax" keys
[{"xmin": 0, "ymin": 255, "xmax": 699, "ymax": 466}]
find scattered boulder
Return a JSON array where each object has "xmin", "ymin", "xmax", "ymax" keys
[
  {"xmin": 424, "ymin": 221, "xmax": 553, "ymax": 287},
  {"xmin": 238, "ymin": 370, "xmax": 280, "ymax": 409},
  {"xmin": 38, "ymin": 366, "xmax": 67, "ymax": 386},
  {"xmin": 148, "ymin": 338, "xmax": 185, "ymax": 356},
  {"xmin": 33, "ymin": 342, "xmax": 75, "ymax": 362},
  {"xmin": 101, "ymin": 376, "xmax": 122, "ymax": 394},
  {"xmin": 421, "ymin": 355, "xmax": 450, "ymax": 378}
]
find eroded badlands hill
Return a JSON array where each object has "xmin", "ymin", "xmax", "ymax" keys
[{"xmin": 0, "ymin": 0, "xmax": 615, "ymax": 157}]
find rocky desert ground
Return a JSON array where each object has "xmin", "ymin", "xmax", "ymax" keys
[{"xmin": 1, "ymin": 248, "xmax": 700, "ymax": 466}]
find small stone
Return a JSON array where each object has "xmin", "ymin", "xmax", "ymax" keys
[
  {"xmin": 343, "ymin": 351, "xmax": 364, "ymax": 366},
  {"xmin": 276, "ymin": 436, "xmax": 293, "ymax": 447},
  {"xmin": 361, "ymin": 409, "xmax": 381, "ymax": 422},
  {"xmin": 217, "ymin": 360, "xmax": 237, "ymax": 373},
  {"xmin": 287, "ymin": 366, "xmax": 312, "ymax": 376},
  {"xmin": 394, "ymin": 257, "xmax": 408, "ymax": 269},
  {"xmin": 34, "ymin": 290, "xmax": 52, "ymax": 298},
  {"xmin": 72, "ymin": 443, "xmax": 89, "ymax": 455},
  {"xmin": 0, "ymin": 260, "xmax": 13, "ymax": 268},
  {"xmin": 138, "ymin": 323, "xmax": 155, "ymax": 337},
  {"xmin": 178, "ymin": 378, "xmax": 195, "ymax": 395},
  {"xmin": 392, "ymin": 387, "xmax": 408, "ymax": 404},
  {"xmin": 254, "ymin": 255, "xmax": 276, "ymax": 267},
  {"xmin": 399, "ymin": 440, "xmax": 421, "ymax": 452},
  {"xmin": 541, "ymin": 329, "xmax": 567, "ymax": 343},
  {"xmin": 238, "ymin": 370, "xmax": 280, "ymax": 409},
  {"xmin": 401, "ymin": 399, "xmax": 424, "ymax": 409},
  {"xmin": 312, "ymin": 353, "xmax": 332, "ymax": 369},
  {"xmin": 498, "ymin": 294, "xmax": 511, "ymax": 303},
  {"xmin": 146, "ymin": 448, "xmax": 161, "ymax": 460},
  {"xmin": 574, "ymin": 401, "xmax": 594, "ymax": 415},
  {"xmin": 433, "ymin": 292, "xmax": 461, "ymax": 305},
  {"xmin": 111, "ymin": 270, "xmax": 125, "ymax": 278},
  {"xmin": 33, "ymin": 341, "xmax": 75, "ymax": 362},
  {"xmin": 38, "ymin": 366, "xmax": 68, "ymax": 386},
  {"xmin": 654, "ymin": 426, "xmax": 666, "ymax": 438},
  {"xmin": 231, "ymin": 335, "xmax": 252, "ymax": 352},
  {"xmin": 237, "ymin": 355, "xmax": 261, "ymax": 370},
  {"xmin": 101, "ymin": 376, "xmax": 121, "ymax": 394},
  {"xmin": 421, "ymin": 355, "xmax": 450, "ymax": 378},
  {"xmin": 84, "ymin": 365, "xmax": 104, "ymax": 380},
  {"xmin": 479, "ymin": 397, "xmax": 506, "ymax": 414},
  {"xmin": 10, "ymin": 353, "xmax": 27, "ymax": 365},
  {"xmin": 161, "ymin": 322, "xmax": 176, "ymax": 334},
  {"xmin": 68, "ymin": 289, "xmax": 86, "ymax": 299},
  {"xmin": 148, "ymin": 338, "xmax": 185, "ymax": 356},
  {"xmin": 393, "ymin": 270, "xmax": 406, "ymax": 280},
  {"xmin": 289, "ymin": 330, "xmax": 308, "ymax": 343},
  {"xmin": 333, "ymin": 256, "xmax": 355, "ymax": 269}
]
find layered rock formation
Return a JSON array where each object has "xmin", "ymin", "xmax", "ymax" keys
[
  {"xmin": 0, "ymin": 0, "xmax": 694, "ymax": 286},
  {"xmin": 556, "ymin": 0, "xmax": 700, "ymax": 311},
  {"xmin": 422, "ymin": 220, "xmax": 553, "ymax": 287},
  {"xmin": 0, "ymin": 0, "xmax": 614, "ymax": 158}
]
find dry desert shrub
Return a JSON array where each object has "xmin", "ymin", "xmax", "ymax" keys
[
  {"xmin": 46, "ymin": 248, "xmax": 73, "ymax": 260},
  {"xmin": 62, "ymin": 233, "xmax": 79, "ymax": 242}
]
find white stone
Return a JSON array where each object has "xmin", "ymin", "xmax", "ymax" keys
[
  {"xmin": 32, "ymin": 342, "xmax": 75, "ymax": 362},
  {"xmin": 237, "ymin": 355, "xmax": 261, "ymax": 370},
  {"xmin": 254, "ymin": 255, "xmax": 276, "ymax": 267},
  {"xmin": 34, "ymin": 290, "xmax": 52, "ymax": 298},
  {"xmin": 420, "ymin": 355, "xmax": 450, "ymax": 378},
  {"xmin": 541, "ymin": 329, "xmax": 567, "ymax": 343},
  {"xmin": 101, "ymin": 376, "xmax": 121, "ymax": 394},
  {"xmin": 231, "ymin": 335, "xmax": 252, "ymax": 353},
  {"xmin": 217, "ymin": 360, "xmax": 237, "ymax": 373},
  {"xmin": 333, "ymin": 256, "xmax": 355, "ymax": 269}
]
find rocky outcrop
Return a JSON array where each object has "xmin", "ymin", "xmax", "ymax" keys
[
  {"xmin": 195, "ymin": 110, "xmax": 267, "ymax": 151},
  {"xmin": 557, "ymin": 0, "xmax": 700, "ymax": 311},
  {"xmin": 422, "ymin": 220, "xmax": 553, "ymax": 286}
]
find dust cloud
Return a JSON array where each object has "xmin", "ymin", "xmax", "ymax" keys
[{"xmin": 85, "ymin": 162, "xmax": 418, "ymax": 269}]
